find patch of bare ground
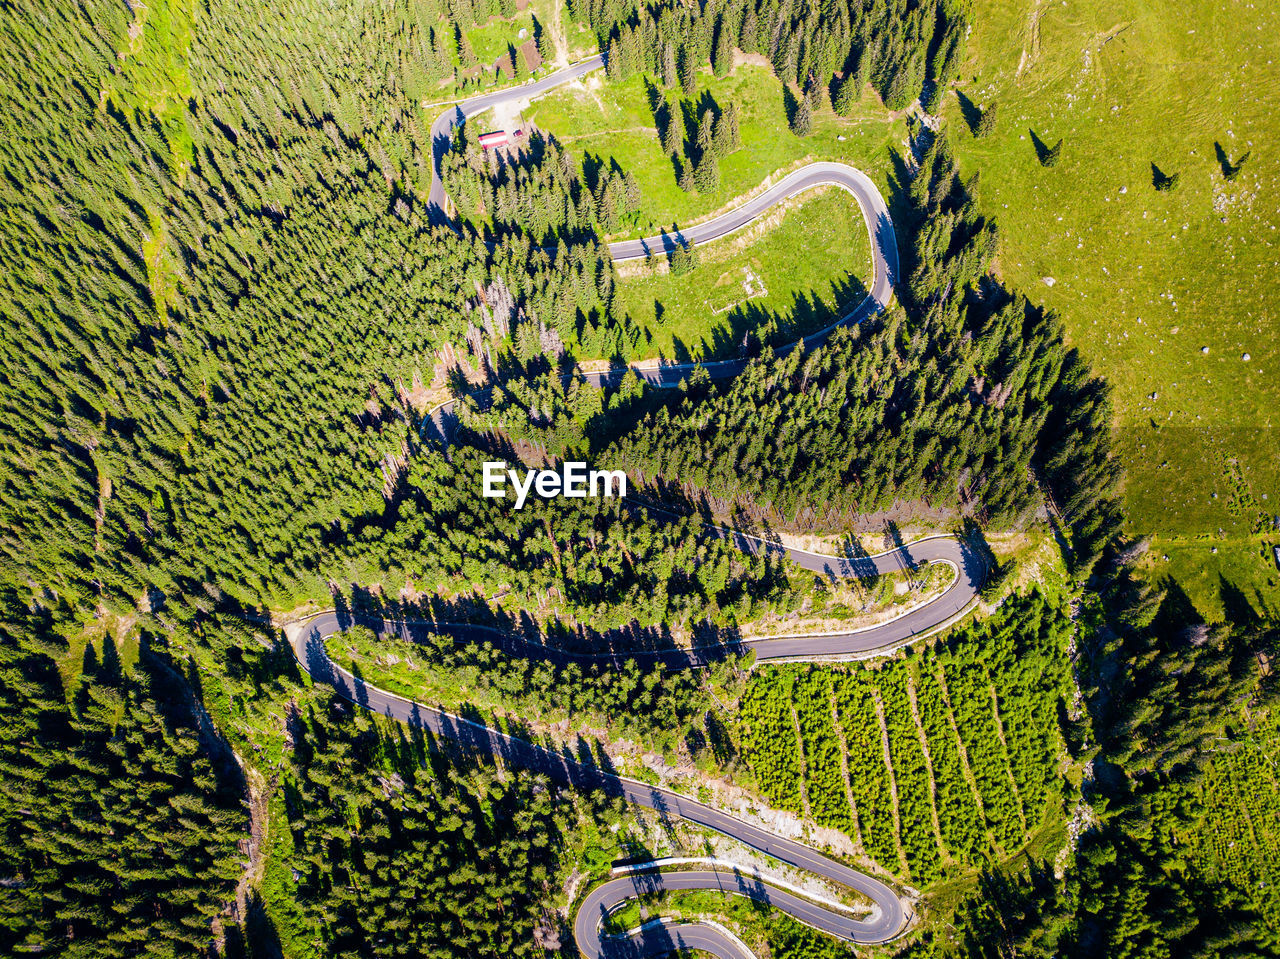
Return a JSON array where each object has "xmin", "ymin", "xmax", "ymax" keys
[
  {"xmin": 547, "ymin": 0, "xmax": 568, "ymax": 67},
  {"xmin": 560, "ymin": 864, "xmax": 588, "ymax": 917},
  {"xmin": 731, "ymin": 51, "xmax": 772, "ymax": 70},
  {"xmin": 906, "ymin": 669, "xmax": 950, "ymax": 865},
  {"xmin": 232, "ymin": 755, "xmax": 271, "ymax": 918},
  {"xmin": 1015, "ymin": 0, "xmax": 1040, "ymax": 80},
  {"xmin": 552, "ymin": 124, "xmax": 658, "ymax": 147},
  {"xmin": 870, "ymin": 686, "xmax": 909, "ymax": 875}
]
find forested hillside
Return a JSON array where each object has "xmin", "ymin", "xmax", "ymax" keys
[
  {"xmin": 611, "ymin": 132, "xmax": 1120, "ymax": 571},
  {"xmin": 275, "ymin": 700, "xmax": 598, "ymax": 957},
  {"xmin": 571, "ymin": 0, "xmax": 969, "ymax": 111},
  {"xmin": 0, "ymin": 588, "xmax": 245, "ymax": 955},
  {"xmin": 0, "ymin": 0, "xmax": 642, "ymax": 613},
  {"xmin": 2, "ymin": 0, "xmax": 1277, "ymax": 955},
  {"xmin": 739, "ymin": 592, "xmax": 1076, "ymax": 886}
]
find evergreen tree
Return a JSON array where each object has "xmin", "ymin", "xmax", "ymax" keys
[
  {"xmin": 790, "ymin": 89, "xmax": 814, "ymax": 136},
  {"xmin": 694, "ymin": 151, "xmax": 721, "ymax": 192},
  {"xmin": 679, "ymin": 45, "xmax": 698, "ymax": 95},
  {"xmin": 606, "ymin": 37, "xmax": 624, "ymax": 80},
  {"xmin": 712, "ymin": 16, "xmax": 734, "ymax": 77},
  {"xmin": 660, "ymin": 103, "xmax": 682, "ymax": 154},
  {"xmin": 976, "ymin": 101, "xmax": 998, "ymax": 137},
  {"xmin": 697, "ymin": 106, "xmax": 716, "ymax": 157},
  {"xmin": 834, "ymin": 73, "xmax": 860, "ymax": 115}
]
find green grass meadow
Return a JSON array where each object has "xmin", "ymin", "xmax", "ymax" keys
[
  {"xmin": 617, "ymin": 187, "xmax": 873, "ymax": 361},
  {"xmin": 951, "ymin": 0, "xmax": 1280, "ymax": 618},
  {"xmin": 519, "ymin": 61, "xmax": 908, "ymax": 234}
]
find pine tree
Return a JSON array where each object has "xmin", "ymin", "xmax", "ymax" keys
[
  {"xmin": 834, "ymin": 73, "xmax": 860, "ymax": 115},
  {"xmin": 606, "ymin": 37, "xmax": 624, "ymax": 80},
  {"xmin": 679, "ymin": 46, "xmax": 698, "ymax": 95},
  {"xmin": 623, "ymin": 170, "xmax": 641, "ymax": 211},
  {"xmin": 661, "ymin": 41, "xmax": 678, "ymax": 87},
  {"xmin": 693, "ymin": 152, "xmax": 720, "ymax": 192},
  {"xmin": 677, "ymin": 162, "xmax": 695, "ymax": 192},
  {"xmin": 976, "ymin": 101, "xmax": 998, "ymax": 137},
  {"xmin": 697, "ymin": 107, "xmax": 716, "ymax": 157},
  {"xmin": 810, "ymin": 77, "xmax": 831, "ymax": 112},
  {"xmin": 790, "ymin": 88, "xmax": 814, "ymax": 136},
  {"xmin": 533, "ymin": 16, "xmax": 552, "ymax": 62},
  {"xmin": 659, "ymin": 104, "xmax": 682, "ymax": 154},
  {"xmin": 712, "ymin": 105, "xmax": 740, "ymax": 157},
  {"xmin": 712, "ymin": 16, "xmax": 734, "ymax": 77},
  {"xmin": 739, "ymin": 7, "xmax": 758, "ymax": 53}
]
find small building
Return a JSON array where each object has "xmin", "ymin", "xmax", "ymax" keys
[
  {"xmin": 477, "ymin": 130, "xmax": 508, "ymax": 150},
  {"xmin": 1273, "ymin": 544, "xmax": 1280, "ymax": 572}
]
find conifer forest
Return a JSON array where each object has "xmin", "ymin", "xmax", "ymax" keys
[{"xmin": 1, "ymin": 0, "xmax": 1276, "ymax": 957}]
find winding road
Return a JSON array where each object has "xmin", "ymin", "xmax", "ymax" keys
[
  {"xmin": 290, "ymin": 527, "xmax": 983, "ymax": 957},
  {"xmin": 289, "ymin": 527, "xmax": 974, "ymax": 955},
  {"xmin": 293, "ymin": 58, "xmax": 973, "ymax": 959}
]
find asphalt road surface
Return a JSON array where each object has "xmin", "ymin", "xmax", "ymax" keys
[
  {"xmin": 427, "ymin": 55, "xmax": 605, "ymax": 223},
  {"xmin": 327, "ymin": 56, "xmax": 931, "ymax": 959},
  {"xmin": 290, "ymin": 530, "xmax": 980, "ymax": 956},
  {"xmin": 577, "ymin": 868, "xmax": 893, "ymax": 959},
  {"xmin": 420, "ymin": 64, "xmax": 897, "ymax": 448}
]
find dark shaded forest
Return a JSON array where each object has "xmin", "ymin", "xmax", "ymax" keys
[{"xmin": 610, "ymin": 131, "xmax": 1120, "ymax": 575}]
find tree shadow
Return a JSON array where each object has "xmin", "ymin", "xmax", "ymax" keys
[
  {"xmin": 955, "ymin": 90, "xmax": 983, "ymax": 135},
  {"xmin": 1217, "ymin": 573, "xmax": 1261, "ymax": 629},
  {"xmin": 1028, "ymin": 128, "xmax": 1055, "ymax": 165},
  {"xmin": 1150, "ymin": 161, "xmax": 1178, "ymax": 190},
  {"xmin": 781, "ymin": 83, "xmax": 800, "ymax": 127},
  {"xmin": 1214, "ymin": 141, "xmax": 1250, "ymax": 181}
]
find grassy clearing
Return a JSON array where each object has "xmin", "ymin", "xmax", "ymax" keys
[
  {"xmin": 616, "ymin": 187, "xmax": 872, "ymax": 361},
  {"xmin": 465, "ymin": 14, "xmax": 537, "ymax": 67},
  {"xmin": 518, "ymin": 60, "xmax": 907, "ymax": 234},
  {"xmin": 111, "ymin": 0, "xmax": 195, "ymax": 174},
  {"xmin": 947, "ymin": 0, "xmax": 1280, "ymax": 618}
]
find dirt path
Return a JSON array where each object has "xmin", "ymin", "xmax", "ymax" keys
[
  {"xmin": 790, "ymin": 699, "xmax": 814, "ymax": 822},
  {"xmin": 233, "ymin": 755, "xmax": 271, "ymax": 919},
  {"xmin": 552, "ymin": 125, "xmax": 658, "ymax": 144},
  {"xmin": 549, "ymin": 0, "xmax": 569, "ymax": 68},
  {"xmin": 1016, "ymin": 0, "xmax": 1046, "ymax": 80}
]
